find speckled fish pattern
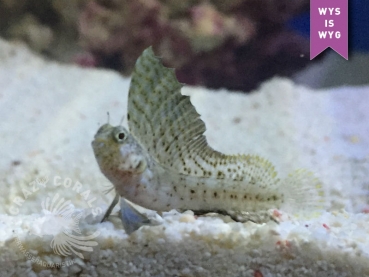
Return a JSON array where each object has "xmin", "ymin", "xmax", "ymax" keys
[{"xmin": 92, "ymin": 47, "xmax": 325, "ymax": 227}]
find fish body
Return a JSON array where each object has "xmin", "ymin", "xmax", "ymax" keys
[
  {"xmin": 92, "ymin": 47, "xmax": 324, "ymax": 231},
  {"xmin": 93, "ymin": 130, "xmax": 284, "ymax": 213}
]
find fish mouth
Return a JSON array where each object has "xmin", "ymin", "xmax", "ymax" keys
[{"xmin": 91, "ymin": 138, "xmax": 106, "ymax": 150}]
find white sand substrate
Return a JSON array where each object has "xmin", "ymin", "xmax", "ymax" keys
[{"xmin": 0, "ymin": 39, "xmax": 368, "ymax": 276}]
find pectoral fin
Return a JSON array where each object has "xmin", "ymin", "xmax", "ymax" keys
[
  {"xmin": 120, "ymin": 197, "xmax": 153, "ymax": 234},
  {"xmin": 101, "ymin": 193, "xmax": 120, "ymax": 223}
]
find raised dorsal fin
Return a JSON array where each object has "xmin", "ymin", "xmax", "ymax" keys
[{"xmin": 128, "ymin": 47, "xmax": 279, "ymax": 186}]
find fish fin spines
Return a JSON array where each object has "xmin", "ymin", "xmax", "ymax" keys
[
  {"xmin": 128, "ymin": 47, "xmax": 281, "ymax": 186},
  {"xmin": 280, "ymin": 169, "xmax": 326, "ymax": 215}
]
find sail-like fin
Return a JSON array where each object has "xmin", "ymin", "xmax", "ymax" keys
[
  {"xmin": 127, "ymin": 47, "xmax": 280, "ymax": 184},
  {"xmin": 128, "ymin": 47, "xmax": 209, "ymax": 175}
]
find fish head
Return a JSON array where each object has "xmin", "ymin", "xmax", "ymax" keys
[{"xmin": 92, "ymin": 124, "xmax": 147, "ymax": 185}]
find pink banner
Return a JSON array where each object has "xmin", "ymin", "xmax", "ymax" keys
[{"xmin": 310, "ymin": 0, "xmax": 348, "ymax": 60}]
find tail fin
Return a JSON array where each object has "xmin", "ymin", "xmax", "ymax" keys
[{"xmin": 280, "ymin": 169, "xmax": 326, "ymax": 216}]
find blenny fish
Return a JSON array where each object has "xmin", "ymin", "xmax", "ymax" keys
[{"xmin": 92, "ymin": 47, "xmax": 325, "ymax": 233}]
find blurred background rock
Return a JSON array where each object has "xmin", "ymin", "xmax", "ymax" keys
[{"xmin": 0, "ymin": 0, "xmax": 368, "ymax": 91}]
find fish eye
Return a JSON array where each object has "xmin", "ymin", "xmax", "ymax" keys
[
  {"xmin": 113, "ymin": 126, "xmax": 129, "ymax": 142},
  {"xmin": 115, "ymin": 132, "xmax": 127, "ymax": 142}
]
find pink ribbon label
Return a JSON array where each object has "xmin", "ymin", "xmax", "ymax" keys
[{"xmin": 310, "ymin": 0, "xmax": 348, "ymax": 60}]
